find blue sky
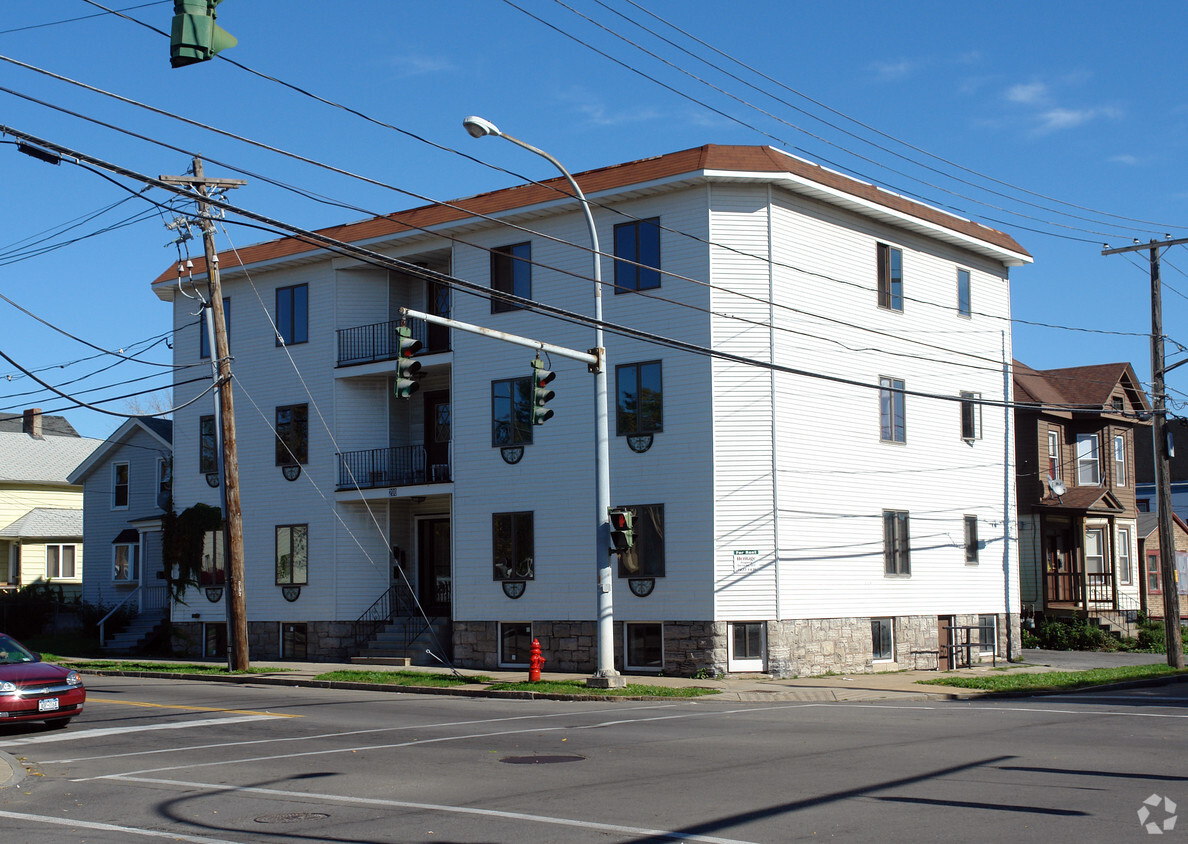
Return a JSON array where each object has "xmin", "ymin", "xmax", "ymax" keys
[{"xmin": 2, "ymin": 1, "xmax": 1187, "ymax": 439}]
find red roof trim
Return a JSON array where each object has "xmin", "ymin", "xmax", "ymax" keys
[{"xmin": 152, "ymin": 144, "xmax": 1030, "ymax": 286}]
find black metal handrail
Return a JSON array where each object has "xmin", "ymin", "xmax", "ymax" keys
[
  {"xmin": 337, "ymin": 317, "xmax": 449, "ymax": 366},
  {"xmin": 353, "ymin": 582, "xmax": 419, "ymax": 648},
  {"xmin": 336, "ymin": 445, "xmax": 450, "ymax": 490}
]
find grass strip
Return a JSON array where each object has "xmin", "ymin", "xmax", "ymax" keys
[
  {"xmin": 48, "ymin": 657, "xmax": 283, "ymax": 675},
  {"xmin": 919, "ymin": 664, "xmax": 1187, "ymax": 692},
  {"xmin": 315, "ymin": 669, "xmax": 491, "ymax": 687},
  {"xmin": 487, "ymin": 679, "xmax": 719, "ymax": 697}
]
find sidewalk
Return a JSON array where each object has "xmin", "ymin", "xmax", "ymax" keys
[{"xmin": 64, "ymin": 649, "xmax": 1179, "ymax": 703}]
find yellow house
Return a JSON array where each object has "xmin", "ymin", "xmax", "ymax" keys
[{"xmin": 0, "ymin": 409, "xmax": 102, "ymax": 598}]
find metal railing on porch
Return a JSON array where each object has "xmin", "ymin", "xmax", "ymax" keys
[
  {"xmin": 336, "ymin": 445, "xmax": 450, "ymax": 490},
  {"xmin": 97, "ymin": 583, "xmax": 168, "ymax": 645},
  {"xmin": 337, "ymin": 318, "xmax": 446, "ymax": 367}
]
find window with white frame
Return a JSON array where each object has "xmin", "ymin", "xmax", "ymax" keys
[
  {"xmin": 1076, "ymin": 434, "xmax": 1100, "ymax": 485},
  {"xmin": 871, "ymin": 617, "xmax": 894, "ymax": 661},
  {"xmin": 1113, "ymin": 434, "xmax": 1126, "ymax": 486},
  {"xmin": 112, "ymin": 461, "xmax": 129, "ymax": 508},
  {"xmin": 1117, "ymin": 526, "xmax": 1132, "ymax": 585},
  {"xmin": 1047, "ymin": 429, "xmax": 1060, "ymax": 480},
  {"xmin": 957, "ymin": 268, "xmax": 971, "ymax": 317},
  {"xmin": 880, "ymin": 377, "xmax": 905, "ymax": 443},
  {"xmin": 729, "ymin": 622, "xmax": 765, "ymax": 671},
  {"xmin": 1084, "ymin": 528, "xmax": 1105, "ymax": 575},
  {"xmin": 499, "ymin": 622, "xmax": 532, "ymax": 666},
  {"xmin": 960, "ymin": 391, "xmax": 981, "ymax": 441},
  {"xmin": 46, "ymin": 544, "xmax": 76, "ymax": 579},
  {"xmin": 624, "ymin": 622, "xmax": 663, "ymax": 670},
  {"xmin": 876, "ymin": 243, "xmax": 903, "ymax": 311},
  {"xmin": 113, "ymin": 542, "xmax": 139, "ymax": 582},
  {"xmin": 964, "ymin": 515, "xmax": 979, "ymax": 564},
  {"xmin": 883, "ymin": 510, "xmax": 910, "ymax": 575},
  {"xmin": 978, "ymin": 614, "xmax": 997, "ymax": 654}
]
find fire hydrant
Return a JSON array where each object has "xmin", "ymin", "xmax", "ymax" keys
[{"xmin": 528, "ymin": 638, "xmax": 545, "ymax": 682}]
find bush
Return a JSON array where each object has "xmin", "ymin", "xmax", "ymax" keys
[
  {"xmin": 1030, "ymin": 618, "xmax": 1114, "ymax": 651},
  {"xmin": 0, "ymin": 582, "xmax": 71, "ymax": 640}
]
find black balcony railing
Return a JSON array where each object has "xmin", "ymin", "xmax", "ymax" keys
[
  {"xmin": 337, "ymin": 318, "xmax": 448, "ymax": 367},
  {"xmin": 336, "ymin": 445, "xmax": 450, "ymax": 490}
]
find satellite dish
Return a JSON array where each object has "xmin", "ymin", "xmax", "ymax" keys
[{"xmin": 1047, "ymin": 477, "xmax": 1067, "ymax": 497}]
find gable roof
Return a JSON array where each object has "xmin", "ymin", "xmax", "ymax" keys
[
  {"xmin": 0, "ymin": 412, "xmax": 79, "ymax": 437},
  {"xmin": 0, "ymin": 432, "xmax": 102, "ymax": 486},
  {"xmin": 152, "ymin": 144, "xmax": 1031, "ymax": 297},
  {"xmin": 67, "ymin": 417, "xmax": 173, "ymax": 485},
  {"xmin": 1013, "ymin": 360, "xmax": 1150, "ymax": 414},
  {"xmin": 0, "ymin": 507, "xmax": 83, "ymax": 538}
]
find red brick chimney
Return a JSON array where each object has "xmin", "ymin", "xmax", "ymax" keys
[{"xmin": 22, "ymin": 408, "xmax": 43, "ymax": 439}]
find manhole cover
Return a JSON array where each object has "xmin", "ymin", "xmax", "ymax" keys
[
  {"xmin": 254, "ymin": 812, "xmax": 330, "ymax": 824},
  {"xmin": 500, "ymin": 754, "xmax": 585, "ymax": 765}
]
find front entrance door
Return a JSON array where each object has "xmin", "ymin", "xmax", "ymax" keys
[
  {"xmin": 417, "ymin": 517, "xmax": 451, "ymax": 616},
  {"xmin": 938, "ymin": 615, "xmax": 954, "ymax": 671},
  {"xmin": 423, "ymin": 391, "xmax": 450, "ymax": 482},
  {"xmin": 1045, "ymin": 530, "xmax": 1076, "ymax": 604}
]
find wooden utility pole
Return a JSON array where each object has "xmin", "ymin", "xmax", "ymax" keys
[
  {"xmin": 1103, "ymin": 237, "xmax": 1186, "ymax": 669},
  {"xmin": 161, "ymin": 158, "xmax": 250, "ymax": 670}
]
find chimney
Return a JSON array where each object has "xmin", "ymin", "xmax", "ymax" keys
[{"xmin": 22, "ymin": 408, "xmax": 43, "ymax": 439}]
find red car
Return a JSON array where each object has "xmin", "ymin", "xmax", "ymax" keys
[{"xmin": 0, "ymin": 633, "xmax": 85, "ymax": 728}]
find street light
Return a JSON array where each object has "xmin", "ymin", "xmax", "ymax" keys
[{"xmin": 463, "ymin": 115, "xmax": 624, "ymax": 688}]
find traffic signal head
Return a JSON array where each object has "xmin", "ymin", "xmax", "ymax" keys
[
  {"xmin": 531, "ymin": 359, "xmax": 556, "ymax": 425},
  {"xmin": 394, "ymin": 326, "xmax": 422, "ymax": 399},
  {"xmin": 608, "ymin": 507, "xmax": 635, "ymax": 553},
  {"xmin": 170, "ymin": 0, "xmax": 237, "ymax": 68}
]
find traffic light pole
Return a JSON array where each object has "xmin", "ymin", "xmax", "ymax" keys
[
  {"xmin": 161, "ymin": 159, "xmax": 250, "ymax": 671},
  {"xmin": 401, "ymin": 306, "xmax": 623, "ymax": 686},
  {"xmin": 1103, "ymin": 238, "xmax": 1186, "ymax": 670}
]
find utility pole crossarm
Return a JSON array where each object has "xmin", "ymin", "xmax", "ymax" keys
[{"xmin": 1101, "ymin": 236, "xmax": 1188, "ymax": 256}]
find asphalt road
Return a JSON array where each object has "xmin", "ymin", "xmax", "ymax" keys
[{"xmin": 0, "ymin": 676, "xmax": 1184, "ymax": 842}]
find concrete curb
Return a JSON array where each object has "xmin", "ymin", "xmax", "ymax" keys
[
  {"xmin": 0, "ymin": 750, "xmax": 26, "ymax": 790},
  {"xmin": 940, "ymin": 671, "xmax": 1188, "ymax": 701},
  {"xmin": 75, "ymin": 669, "xmax": 725, "ymax": 702}
]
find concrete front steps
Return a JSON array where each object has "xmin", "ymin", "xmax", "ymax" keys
[{"xmin": 101, "ymin": 612, "xmax": 167, "ymax": 654}]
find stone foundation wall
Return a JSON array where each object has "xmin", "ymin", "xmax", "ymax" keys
[
  {"xmin": 169, "ymin": 620, "xmax": 356, "ymax": 662},
  {"xmin": 456, "ymin": 613, "xmax": 1021, "ymax": 679},
  {"xmin": 172, "ymin": 612, "xmax": 1022, "ymax": 676}
]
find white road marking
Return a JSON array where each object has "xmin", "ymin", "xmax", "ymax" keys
[
  {"xmin": 116, "ymin": 775, "xmax": 761, "ymax": 844},
  {"xmin": 43, "ymin": 703, "xmax": 678, "ymax": 764},
  {"xmin": 0, "ymin": 809, "xmax": 242, "ymax": 844},
  {"xmin": 75, "ymin": 704, "xmax": 803, "ymax": 780},
  {"xmin": 1, "ymin": 714, "xmax": 276, "ymax": 746}
]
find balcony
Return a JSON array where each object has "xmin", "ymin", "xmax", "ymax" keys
[
  {"xmin": 336, "ymin": 445, "xmax": 450, "ymax": 491},
  {"xmin": 337, "ymin": 318, "xmax": 448, "ymax": 368}
]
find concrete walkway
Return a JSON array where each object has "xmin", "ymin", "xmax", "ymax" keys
[{"xmin": 59, "ymin": 648, "xmax": 1181, "ymax": 703}]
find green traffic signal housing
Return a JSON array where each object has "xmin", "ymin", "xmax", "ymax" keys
[
  {"xmin": 608, "ymin": 507, "xmax": 635, "ymax": 553},
  {"xmin": 170, "ymin": 0, "xmax": 237, "ymax": 68},
  {"xmin": 394, "ymin": 326, "xmax": 423, "ymax": 399},
  {"xmin": 531, "ymin": 359, "xmax": 556, "ymax": 425}
]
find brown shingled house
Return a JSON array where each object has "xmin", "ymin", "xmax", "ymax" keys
[{"xmin": 1014, "ymin": 361, "xmax": 1150, "ymax": 635}]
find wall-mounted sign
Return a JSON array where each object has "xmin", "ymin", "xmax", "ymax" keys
[{"xmin": 732, "ymin": 549, "xmax": 760, "ymax": 573}]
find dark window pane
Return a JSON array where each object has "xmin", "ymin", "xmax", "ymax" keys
[
  {"xmin": 616, "ymin": 364, "xmax": 639, "ymax": 435},
  {"xmin": 200, "ymin": 415, "xmax": 218, "ymax": 474},
  {"xmin": 275, "ymin": 404, "xmax": 309, "ymax": 464},
  {"xmin": 626, "ymin": 623, "xmax": 663, "ymax": 669},
  {"xmin": 500, "ymin": 623, "xmax": 532, "ymax": 665},
  {"xmin": 614, "ymin": 218, "xmax": 661, "ymax": 293},
  {"xmin": 492, "ymin": 378, "xmax": 532, "ymax": 446},
  {"xmin": 617, "ymin": 504, "xmax": 664, "ymax": 577},
  {"xmin": 493, "ymin": 512, "xmax": 534, "ymax": 580},
  {"xmin": 957, "ymin": 269, "xmax": 971, "ymax": 316},
  {"xmin": 491, "ymin": 243, "xmax": 531, "ymax": 312},
  {"xmin": 616, "ymin": 361, "xmax": 663, "ymax": 436},
  {"xmin": 277, "ymin": 285, "xmax": 308, "ymax": 345}
]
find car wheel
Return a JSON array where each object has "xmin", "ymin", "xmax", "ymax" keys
[{"xmin": 44, "ymin": 718, "xmax": 72, "ymax": 730}]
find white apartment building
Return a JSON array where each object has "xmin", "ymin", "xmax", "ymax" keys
[{"xmin": 155, "ymin": 144, "xmax": 1031, "ymax": 675}]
